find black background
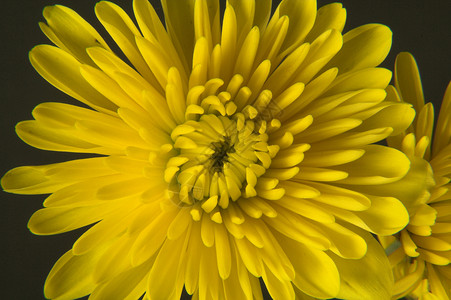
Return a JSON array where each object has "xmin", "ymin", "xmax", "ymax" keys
[{"xmin": 1, "ymin": 0, "xmax": 450, "ymax": 299}]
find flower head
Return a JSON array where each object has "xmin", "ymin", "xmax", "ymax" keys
[
  {"xmin": 379, "ymin": 52, "xmax": 451, "ymax": 299},
  {"xmin": 2, "ymin": 1, "xmax": 417, "ymax": 299}
]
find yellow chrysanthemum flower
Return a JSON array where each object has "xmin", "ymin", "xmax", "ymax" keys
[
  {"xmin": 379, "ymin": 52, "xmax": 451, "ymax": 300},
  {"xmin": 1, "ymin": 0, "xmax": 418, "ymax": 299}
]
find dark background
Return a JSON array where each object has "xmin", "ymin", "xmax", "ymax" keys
[{"xmin": 1, "ymin": 0, "xmax": 450, "ymax": 299}]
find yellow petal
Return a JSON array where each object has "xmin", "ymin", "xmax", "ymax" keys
[
  {"xmin": 214, "ymin": 223, "xmax": 232, "ymax": 279},
  {"xmin": 96, "ymin": 177, "xmax": 151, "ymax": 200},
  {"xmin": 357, "ymin": 102, "xmax": 415, "ymax": 136},
  {"xmin": 354, "ymin": 195, "xmax": 409, "ymax": 236},
  {"xmin": 161, "ymin": 0, "xmax": 195, "ymax": 70},
  {"xmin": 80, "ymin": 65, "xmax": 144, "ymax": 113},
  {"xmin": 392, "ymin": 259, "xmax": 424, "ymax": 298},
  {"xmin": 95, "ymin": 1, "xmax": 158, "ymax": 87},
  {"xmin": 394, "ymin": 52, "xmax": 425, "ymax": 112},
  {"xmin": 234, "ymin": 236, "xmax": 263, "ymax": 277},
  {"xmin": 130, "ymin": 208, "xmax": 178, "ymax": 266},
  {"xmin": 261, "ymin": 264, "xmax": 295, "ymax": 300},
  {"xmin": 283, "ymin": 67, "xmax": 338, "ymax": 120},
  {"xmin": 133, "ymin": 0, "xmax": 188, "ymax": 76},
  {"xmin": 319, "ymin": 222, "xmax": 367, "ymax": 259},
  {"xmin": 296, "ymin": 118, "xmax": 362, "ymax": 143},
  {"xmin": 334, "ymin": 145, "xmax": 410, "ymax": 185},
  {"xmin": 44, "ymin": 248, "xmax": 106, "ymax": 299},
  {"xmin": 331, "ymin": 227, "xmax": 394, "ymax": 300},
  {"xmin": 198, "ymin": 245, "xmax": 221, "ymax": 299},
  {"xmin": 308, "ymin": 181, "xmax": 371, "ymax": 211},
  {"xmin": 92, "ymin": 236, "xmax": 133, "ymax": 283},
  {"xmin": 28, "ymin": 203, "xmax": 116, "ymax": 235},
  {"xmin": 184, "ymin": 221, "xmax": 202, "ymax": 294},
  {"xmin": 274, "ymin": 0, "xmax": 316, "ymax": 57},
  {"xmin": 410, "ymin": 204, "xmax": 438, "ymax": 226},
  {"xmin": 325, "ymin": 67, "xmax": 392, "ymax": 96},
  {"xmin": 415, "ymin": 103, "xmax": 434, "ymax": 158},
  {"xmin": 2, "ymin": 165, "xmax": 67, "ymax": 195},
  {"xmin": 72, "ymin": 208, "xmax": 135, "ymax": 255},
  {"xmin": 222, "ymin": 257, "xmax": 250, "ymax": 300},
  {"xmin": 427, "ymin": 264, "xmax": 451, "ymax": 299},
  {"xmin": 302, "ymin": 149, "xmax": 365, "ymax": 167},
  {"xmin": 194, "ymin": 0, "xmax": 220, "ymax": 53},
  {"xmin": 277, "ymin": 234, "xmax": 340, "ymax": 298},
  {"xmin": 135, "ymin": 35, "xmax": 172, "ymax": 89},
  {"xmin": 234, "ymin": 26, "xmax": 260, "ymax": 81},
  {"xmin": 147, "ymin": 229, "xmax": 189, "ymax": 300},
  {"xmin": 311, "ymin": 127, "xmax": 393, "ymax": 151},
  {"xmin": 294, "ymin": 29, "xmax": 342, "ymax": 84},
  {"xmin": 41, "ymin": 5, "xmax": 110, "ymax": 65},
  {"xmin": 15, "ymin": 120, "xmax": 115, "ymax": 155},
  {"xmin": 325, "ymin": 24, "xmax": 392, "ymax": 74},
  {"xmin": 305, "ymin": 3, "xmax": 346, "ymax": 42},
  {"xmin": 90, "ymin": 258, "xmax": 150, "ymax": 300},
  {"xmin": 294, "ymin": 166, "xmax": 348, "ymax": 182},
  {"xmin": 29, "ymin": 45, "xmax": 117, "ymax": 112},
  {"xmin": 274, "ymin": 197, "xmax": 335, "ymax": 223},
  {"xmin": 227, "ymin": 0, "xmax": 254, "ymax": 49},
  {"xmin": 433, "ymin": 81, "xmax": 451, "ymax": 156},
  {"xmin": 253, "ymin": 0, "xmax": 271, "ymax": 32},
  {"xmin": 264, "ymin": 206, "xmax": 330, "ymax": 250}
]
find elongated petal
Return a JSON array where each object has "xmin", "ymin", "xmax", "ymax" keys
[
  {"xmin": 334, "ymin": 145, "xmax": 410, "ymax": 185},
  {"xmin": 91, "ymin": 259, "xmax": 150, "ymax": 300},
  {"xmin": 394, "ymin": 52, "xmax": 425, "ymax": 112},
  {"xmin": 95, "ymin": 1, "xmax": 159, "ymax": 87},
  {"xmin": 325, "ymin": 24, "xmax": 392, "ymax": 74},
  {"xmin": 305, "ymin": 3, "xmax": 346, "ymax": 42},
  {"xmin": 161, "ymin": 0, "xmax": 196, "ymax": 70},
  {"xmin": 44, "ymin": 247, "xmax": 109, "ymax": 299},
  {"xmin": 147, "ymin": 230, "xmax": 189, "ymax": 300},
  {"xmin": 276, "ymin": 233, "xmax": 340, "ymax": 298},
  {"xmin": 275, "ymin": 0, "xmax": 316, "ymax": 57},
  {"xmin": 41, "ymin": 5, "xmax": 110, "ymax": 65},
  {"xmin": 30, "ymin": 45, "xmax": 117, "ymax": 112},
  {"xmin": 331, "ymin": 227, "xmax": 394, "ymax": 300}
]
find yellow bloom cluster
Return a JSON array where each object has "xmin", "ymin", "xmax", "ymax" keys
[
  {"xmin": 380, "ymin": 53, "xmax": 451, "ymax": 300},
  {"xmin": 1, "ymin": 0, "xmax": 450, "ymax": 299}
]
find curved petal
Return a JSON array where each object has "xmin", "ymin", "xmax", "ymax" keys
[
  {"xmin": 90, "ymin": 259, "xmax": 150, "ymax": 300},
  {"xmin": 355, "ymin": 102, "xmax": 415, "ymax": 136},
  {"xmin": 276, "ymin": 233, "xmax": 340, "ymax": 298},
  {"xmin": 334, "ymin": 145, "xmax": 410, "ymax": 185},
  {"xmin": 394, "ymin": 52, "xmax": 425, "ymax": 112},
  {"xmin": 44, "ymin": 249, "xmax": 105, "ymax": 299},
  {"xmin": 95, "ymin": 1, "xmax": 159, "ymax": 87},
  {"xmin": 133, "ymin": 0, "xmax": 189, "ymax": 76},
  {"xmin": 355, "ymin": 195, "xmax": 409, "ymax": 236},
  {"xmin": 161, "ymin": 0, "xmax": 196, "ymax": 69},
  {"xmin": 325, "ymin": 24, "xmax": 392, "ymax": 74},
  {"xmin": 28, "ymin": 202, "xmax": 121, "ymax": 235},
  {"xmin": 331, "ymin": 227, "xmax": 394, "ymax": 300},
  {"xmin": 351, "ymin": 155, "xmax": 434, "ymax": 215},
  {"xmin": 433, "ymin": 81, "xmax": 451, "ymax": 156},
  {"xmin": 29, "ymin": 45, "xmax": 117, "ymax": 113},
  {"xmin": 325, "ymin": 67, "xmax": 392, "ymax": 96},
  {"xmin": 254, "ymin": 0, "xmax": 271, "ymax": 32},
  {"xmin": 318, "ymin": 222, "xmax": 367, "ymax": 259},
  {"xmin": 305, "ymin": 3, "xmax": 346, "ymax": 42},
  {"xmin": 41, "ymin": 5, "xmax": 111, "ymax": 65},
  {"xmin": 147, "ymin": 228, "xmax": 190, "ymax": 300},
  {"xmin": 274, "ymin": 0, "xmax": 317, "ymax": 58},
  {"xmin": 1, "ymin": 157, "xmax": 118, "ymax": 195}
]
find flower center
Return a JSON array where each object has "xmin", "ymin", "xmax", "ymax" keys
[
  {"xmin": 165, "ymin": 113, "xmax": 279, "ymax": 219},
  {"xmin": 209, "ymin": 136, "xmax": 235, "ymax": 173}
]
